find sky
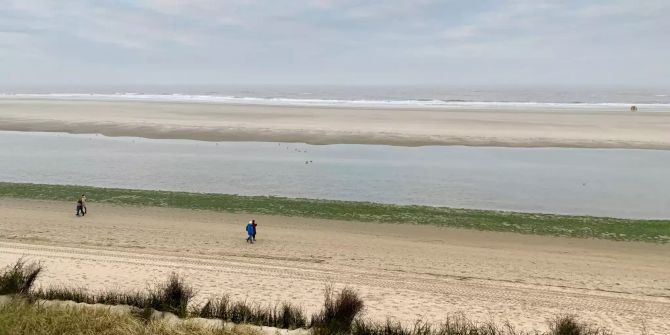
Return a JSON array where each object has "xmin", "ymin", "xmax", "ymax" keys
[{"xmin": 1, "ymin": 0, "xmax": 668, "ymax": 87}]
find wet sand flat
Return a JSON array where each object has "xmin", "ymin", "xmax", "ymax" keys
[
  {"xmin": 0, "ymin": 99, "xmax": 669, "ymax": 149},
  {"xmin": 0, "ymin": 199, "xmax": 668, "ymax": 334}
]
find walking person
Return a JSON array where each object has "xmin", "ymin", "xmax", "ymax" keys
[
  {"xmin": 75, "ymin": 198, "xmax": 83, "ymax": 216},
  {"xmin": 80, "ymin": 194, "xmax": 87, "ymax": 216},
  {"xmin": 252, "ymin": 219, "xmax": 257, "ymax": 241},
  {"xmin": 246, "ymin": 221, "xmax": 255, "ymax": 244}
]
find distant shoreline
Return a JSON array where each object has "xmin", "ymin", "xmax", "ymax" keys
[
  {"xmin": 3, "ymin": 93, "xmax": 670, "ymax": 109},
  {"xmin": 1, "ymin": 98, "xmax": 669, "ymax": 149}
]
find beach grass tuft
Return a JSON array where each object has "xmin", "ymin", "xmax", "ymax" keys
[
  {"xmin": 147, "ymin": 273, "xmax": 195, "ymax": 318},
  {"xmin": 548, "ymin": 315, "xmax": 611, "ymax": 335},
  {"xmin": 311, "ymin": 285, "xmax": 365, "ymax": 334},
  {"xmin": 0, "ymin": 258, "xmax": 42, "ymax": 295}
]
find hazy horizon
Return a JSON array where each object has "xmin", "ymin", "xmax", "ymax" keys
[{"xmin": 2, "ymin": 1, "xmax": 669, "ymax": 88}]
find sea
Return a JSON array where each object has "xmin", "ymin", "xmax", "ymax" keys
[
  {"xmin": 0, "ymin": 85, "xmax": 668, "ymax": 219},
  {"xmin": 1, "ymin": 131, "xmax": 669, "ymax": 219},
  {"xmin": 1, "ymin": 85, "xmax": 669, "ymax": 110}
]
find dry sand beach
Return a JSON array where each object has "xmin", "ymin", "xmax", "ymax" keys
[
  {"xmin": 1, "ymin": 98, "xmax": 669, "ymax": 149},
  {"xmin": 0, "ymin": 199, "xmax": 668, "ymax": 334}
]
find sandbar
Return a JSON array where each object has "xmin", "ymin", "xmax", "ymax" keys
[{"xmin": 1, "ymin": 98, "xmax": 669, "ymax": 149}]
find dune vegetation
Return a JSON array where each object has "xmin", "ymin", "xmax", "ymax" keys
[
  {"xmin": 0, "ymin": 298, "xmax": 261, "ymax": 335},
  {"xmin": 0, "ymin": 259, "xmax": 612, "ymax": 335}
]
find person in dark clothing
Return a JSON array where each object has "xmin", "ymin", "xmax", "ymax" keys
[
  {"xmin": 80, "ymin": 194, "xmax": 87, "ymax": 215},
  {"xmin": 246, "ymin": 221, "xmax": 255, "ymax": 244},
  {"xmin": 75, "ymin": 194, "xmax": 87, "ymax": 216},
  {"xmin": 76, "ymin": 199, "xmax": 83, "ymax": 216},
  {"xmin": 252, "ymin": 219, "xmax": 257, "ymax": 241}
]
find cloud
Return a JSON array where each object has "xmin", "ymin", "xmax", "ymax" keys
[{"xmin": 0, "ymin": 0, "xmax": 668, "ymax": 86}]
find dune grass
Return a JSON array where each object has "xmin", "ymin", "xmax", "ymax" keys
[
  {"xmin": 193, "ymin": 295, "xmax": 307, "ymax": 329},
  {"xmin": 311, "ymin": 285, "xmax": 365, "ymax": 335},
  {"xmin": 0, "ymin": 297, "xmax": 610, "ymax": 335},
  {"xmin": 1, "ymin": 182, "xmax": 668, "ymax": 242},
  {"xmin": 0, "ymin": 259, "xmax": 612, "ymax": 335},
  {"xmin": 0, "ymin": 259, "xmax": 42, "ymax": 295},
  {"xmin": 31, "ymin": 273, "xmax": 194, "ymax": 318},
  {"xmin": 2, "ymin": 259, "xmax": 302, "ymax": 328},
  {"xmin": 0, "ymin": 298, "xmax": 260, "ymax": 335},
  {"xmin": 351, "ymin": 315, "xmax": 611, "ymax": 335},
  {"xmin": 548, "ymin": 315, "xmax": 611, "ymax": 335}
]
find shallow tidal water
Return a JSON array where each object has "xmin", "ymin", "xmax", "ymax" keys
[{"xmin": 1, "ymin": 131, "xmax": 668, "ymax": 219}]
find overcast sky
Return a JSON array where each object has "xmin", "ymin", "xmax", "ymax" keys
[{"xmin": 1, "ymin": 0, "xmax": 668, "ymax": 87}]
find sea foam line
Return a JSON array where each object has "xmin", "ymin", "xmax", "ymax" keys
[{"xmin": 1, "ymin": 93, "xmax": 668, "ymax": 110}]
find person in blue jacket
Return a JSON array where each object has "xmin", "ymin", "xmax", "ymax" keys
[{"xmin": 246, "ymin": 221, "xmax": 255, "ymax": 244}]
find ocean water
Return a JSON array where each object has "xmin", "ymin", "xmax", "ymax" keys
[
  {"xmin": 1, "ymin": 131, "xmax": 668, "ymax": 219},
  {"xmin": 1, "ymin": 85, "xmax": 669, "ymax": 111}
]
